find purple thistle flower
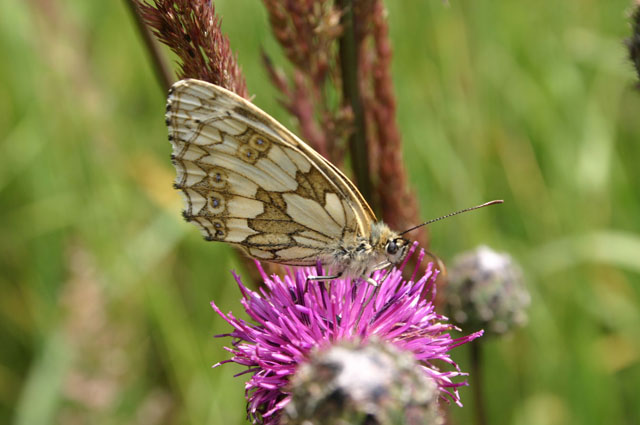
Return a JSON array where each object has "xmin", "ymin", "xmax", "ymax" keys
[{"xmin": 211, "ymin": 244, "xmax": 482, "ymax": 424}]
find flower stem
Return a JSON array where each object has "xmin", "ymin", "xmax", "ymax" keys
[
  {"xmin": 470, "ymin": 339, "xmax": 488, "ymax": 425},
  {"xmin": 123, "ymin": 0, "xmax": 174, "ymax": 91},
  {"xmin": 337, "ymin": 0, "xmax": 374, "ymax": 207}
]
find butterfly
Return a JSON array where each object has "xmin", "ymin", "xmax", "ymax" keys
[
  {"xmin": 165, "ymin": 78, "xmax": 409, "ymax": 284},
  {"xmin": 166, "ymin": 79, "xmax": 503, "ymax": 283}
]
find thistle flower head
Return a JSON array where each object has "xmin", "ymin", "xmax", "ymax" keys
[{"xmin": 212, "ymin": 244, "xmax": 481, "ymax": 424}]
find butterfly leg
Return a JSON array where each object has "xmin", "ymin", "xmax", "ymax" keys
[
  {"xmin": 306, "ymin": 272, "xmax": 342, "ymax": 283},
  {"xmin": 364, "ymin": 276, "xmax": 379, "ymax": 287},
  {"xmin": 361, "ymin": 262, "xmax": 392, "ymax": 287},
  {"xmin": 308, "ymin": 273, "xmax": 379, "ymax": 287}
]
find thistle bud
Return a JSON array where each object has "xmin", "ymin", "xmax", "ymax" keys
[{"xmin": 444, "ymin": 245, "xmax": 530, "ymax": 336}]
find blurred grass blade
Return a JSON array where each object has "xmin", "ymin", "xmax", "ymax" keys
[
  {"xmin": 529, "ymin": 231, "xmax": 640, "ymax": 276},
  {"xmin": 14, "ymin": 331, "xmax": 71, "ymax": 425}
]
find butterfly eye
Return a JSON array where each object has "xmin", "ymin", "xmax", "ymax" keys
[{"xmin": 386, "ymin": 240, "xmax": 398, "ymax": 255}]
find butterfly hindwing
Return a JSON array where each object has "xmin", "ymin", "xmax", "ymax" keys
[{"xmin": 166, "ymin": 79, "xmax": 376, "ymax": 265}]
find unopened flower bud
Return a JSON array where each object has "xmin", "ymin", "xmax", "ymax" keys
[{"xmin": 444, "ymin": 245, "xmax": 530, "ymax": 336}]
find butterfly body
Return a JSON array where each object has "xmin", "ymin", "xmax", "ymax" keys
[
  {"xmin": 320, "ymin": 222, "xmax": 408, "ymax": 279},
  {"xmin": 166, "ymin": 79, "xmax": 409, "ymax": 281}
]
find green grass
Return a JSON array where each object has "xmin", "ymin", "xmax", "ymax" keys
[{"xmin": 1, "ymin": 1, "xmax": 639, "ymax": 424}]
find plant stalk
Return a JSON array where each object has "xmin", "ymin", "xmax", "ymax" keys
[
  {"xmin": 337, "ymin": 0, "xmax": 373, "ymax": 207},
  {"xmin": 470, "ymin": 339, "xmax": 488, "ymax": 425},
  {"xmin": 123, "ymin": 0, "xmax": 174, "ymax": 91}
]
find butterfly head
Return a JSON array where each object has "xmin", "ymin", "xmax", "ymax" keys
[
  {"xmin": 371, "ymin": 222, "xmax": 410, "ymax": 267},
  {"xmin": 384, "ymin": 236, "xmax": 410, "ymax": 264}
]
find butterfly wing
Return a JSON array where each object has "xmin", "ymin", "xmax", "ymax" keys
[{"xmin": 166, "ymin": 79, "xmax": 376, "ymax": 265}]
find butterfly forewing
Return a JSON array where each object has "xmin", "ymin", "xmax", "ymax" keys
[{"xmin": 166, "ymin": 79, "xmax": 377, "ymax": 266}]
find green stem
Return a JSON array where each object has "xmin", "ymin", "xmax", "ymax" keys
[
  {"xmin": 470, "ymin": 339, "xmax": 488, "ymax": 425},
  {"xmin": 337, "ymin": 0, "xmax": 374, "ymax": 207}
]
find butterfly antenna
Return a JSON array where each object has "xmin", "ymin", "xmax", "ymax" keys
[{"xmin": 399, "ymin": 200, "xmax": 504, "ymax": 236}]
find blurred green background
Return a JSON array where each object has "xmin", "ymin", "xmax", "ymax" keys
[{"xmin": 2, "ymin": 0, "xmax": 639, "ymax": 424}]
